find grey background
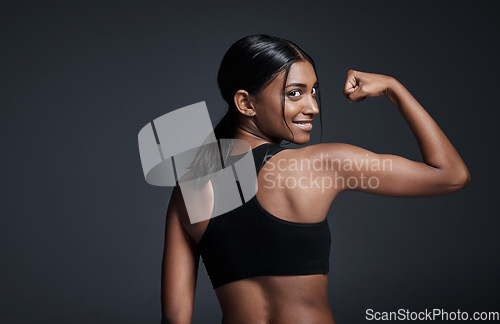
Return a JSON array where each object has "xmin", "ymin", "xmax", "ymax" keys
[{"xmin": 1, "ymin": 1, "xmax": 498, "ymax": 323}]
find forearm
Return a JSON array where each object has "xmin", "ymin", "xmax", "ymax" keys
[
  {"xmin": 386, "ymin": 78, "xmax": 470, "ymax": 184},
  {"xmin": 160, "ymin": 265, "xmax": 197, "ymax": 324}
]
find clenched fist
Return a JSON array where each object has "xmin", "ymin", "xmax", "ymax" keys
[{"xmin": 343, "ymin": 69, "xmax": 395, "ymax": 103}]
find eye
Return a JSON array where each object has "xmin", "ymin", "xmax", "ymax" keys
[
  {"xmin": 312, "ymin": 87, "xmax": 317, "ymax": 96},
  {"xmin": 288, "ymin": 90, "xmax": 301, "ymax": 97}
]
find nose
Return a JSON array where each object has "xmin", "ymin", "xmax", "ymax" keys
[{"xmin": 303, "ymin": 96, "xmax": 319, "ymax": 116}]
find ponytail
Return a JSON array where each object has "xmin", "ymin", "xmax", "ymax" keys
[
  {"xmin": 185, "ymin": 108, "xmax": 238, "ymax": 188},
  {"xmin": 213, "ymin": 107, "xmax": 237, "ymax": 140}
]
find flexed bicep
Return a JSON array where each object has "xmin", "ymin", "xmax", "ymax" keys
[{"xmin": 320, "ymin": 143, "xmax": 469, "ymax": 198}]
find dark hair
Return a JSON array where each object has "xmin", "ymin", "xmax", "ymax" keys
[{"xmin": 184, "ymin": 34, "xmax": 323, "ymax": 186}]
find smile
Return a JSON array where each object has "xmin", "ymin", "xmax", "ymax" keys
[{"xmin": 292, "ymin": 121, "xmax": 313, "ymax": 131}]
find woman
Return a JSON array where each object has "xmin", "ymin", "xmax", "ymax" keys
[{"xmin": 160, "ymin": 34, "xmax": 470, "ymax": 324}]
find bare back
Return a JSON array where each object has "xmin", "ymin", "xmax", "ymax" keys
[{"xmin": 177, "ymin": 145, "xmax": 339, "ymax": 323}]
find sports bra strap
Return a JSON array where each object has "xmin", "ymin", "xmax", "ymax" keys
[
  {"xmin": 224, "ymin": 142, "xmax": 288, "ymax": 177},
  {"xmin": 252, "ymin": 143, "xmax": 288, "ymax": 175}
]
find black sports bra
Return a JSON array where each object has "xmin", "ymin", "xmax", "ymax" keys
[{"xmin": 196, "ymin": 142, "xmax": 331, "ymax": 289}]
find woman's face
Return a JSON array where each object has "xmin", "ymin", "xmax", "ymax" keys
[{"xmin": 252, "ymin": 60, "xmax": 319, "ymax": 144}]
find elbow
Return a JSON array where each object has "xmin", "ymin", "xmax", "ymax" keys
[
  {"xmin": 161, "ymin": 302, "xmax": 194, "ymax": 324},
  {"xmin": 161, "ymin": 301, "xmax": 194, "ymax": 324},
  {"xmin": 161, "ymin": 314, "xmax": 191, "ymax": 324},
  {"xmin": 449, "ymin": 167, "xmax": 471, "ymax": 190}
]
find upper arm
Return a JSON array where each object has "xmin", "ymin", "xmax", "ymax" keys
[
  {"xmin": 161, "ymin": 185, "xmax": 199, "ymax": 324},
  {"xmin": 313, "ymin": 143, "xmax": 470, "ymax": 198}
]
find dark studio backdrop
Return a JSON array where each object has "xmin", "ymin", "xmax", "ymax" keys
[{"xmin": 1, "ymin": 1, "xmax": 498, "ymax": 323}]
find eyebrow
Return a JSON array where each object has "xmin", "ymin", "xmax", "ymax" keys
[{"xmin": 285, "ymin": 80, "xmax": 319, "ymax": 88}]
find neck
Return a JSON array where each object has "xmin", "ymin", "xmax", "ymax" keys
[{"xmin": 232, "ymin": 123, "xmax": 281, "ymax": 149}]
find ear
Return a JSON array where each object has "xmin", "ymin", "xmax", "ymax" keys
[{"xmin": 234, "ymin": 90, "xmax": 256, "ymax": 116}]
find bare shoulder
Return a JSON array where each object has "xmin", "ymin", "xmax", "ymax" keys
[
  {"xmin": 283, "ymin": 142, "xmax": 359, "ymax": 164},
  {"xmin": 256, "ymin": 143, "xmax": 349, "ymax": 220},
  {"xmin": 168, "ymin": 173, "xmax": 214, "ymax": 243}
]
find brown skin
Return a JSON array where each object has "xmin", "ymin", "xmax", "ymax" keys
[{"xmin": 161, "ymin": 61, "xmax": 471, "ymax": 323}]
